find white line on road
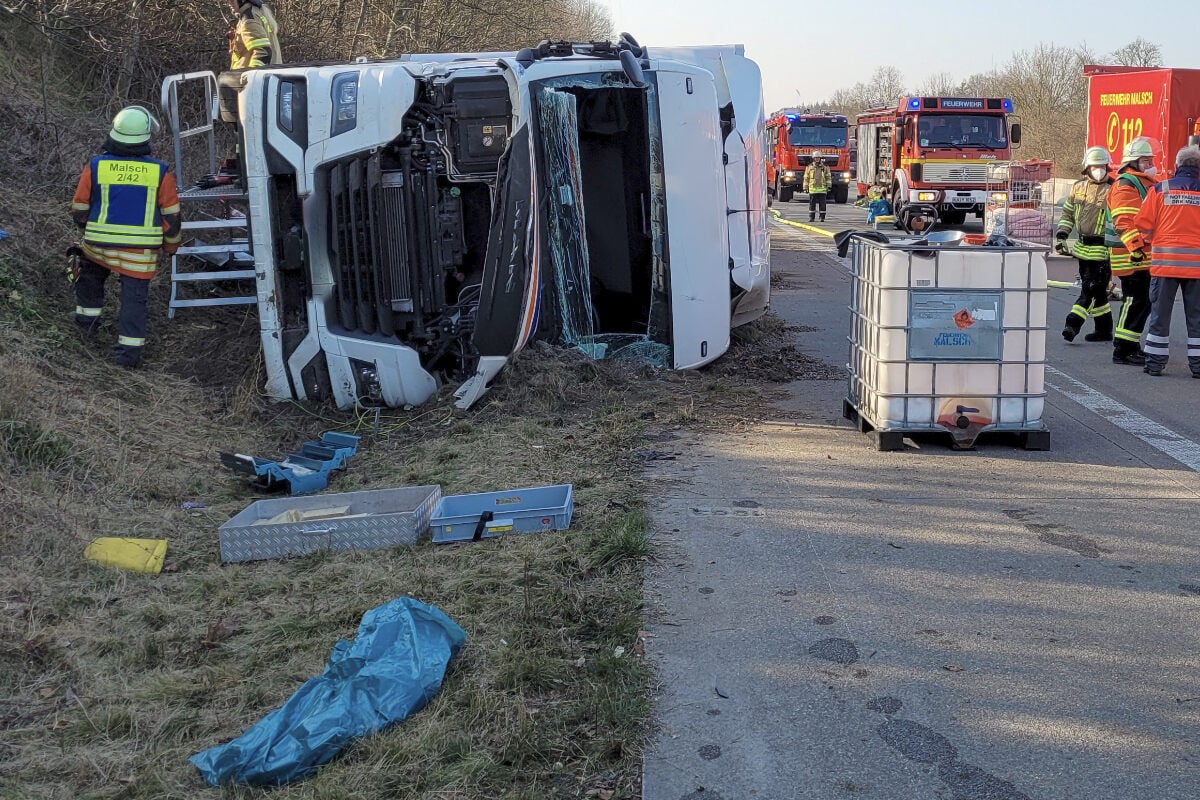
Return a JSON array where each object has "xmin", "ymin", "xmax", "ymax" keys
[{"xmin": 1045, "ymin": 366, "xmax": 1200, "ymax": 472}]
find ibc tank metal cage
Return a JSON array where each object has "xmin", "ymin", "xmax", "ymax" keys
[{"xmin": 844, "ymin": 235, "xmax": 1051, "ymax": 451}]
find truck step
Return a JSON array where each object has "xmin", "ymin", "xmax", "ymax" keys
[
  {"xmin": 172, "ymin": 269, "xmax": 256, "ymax": 282},
  {"xmin": 181, "ymin": 218, "xmax": 248, "ymax": 230}
]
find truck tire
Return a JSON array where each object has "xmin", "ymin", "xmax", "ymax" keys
[
  {"xmin": 833, "ymin": 184, "xmax": 849, "ymax": 204},
  {"xmin": 780, "ymin": 185, "xmax": 794, "ymax": 203},
  {"xmin": 891, "ymin": 186, "xmax": 904, "ymax": 229}
]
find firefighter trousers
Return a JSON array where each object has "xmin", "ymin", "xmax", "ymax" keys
[
  {"xmin": 1113, "ymin": 270, "xmax": 1151, "ymax": 357},
  {"xmin": 1143, "ymin": 276, "xmax": 1200, "ymax": 375},
  {"xmin": 808, "ymin": 192, "xmax": 827, "ymax": 220},
  {"xmin": 1064, "ymin": 258, "xmax": 1112, "ymax": 337},
  {"xmin": 74, "ymin": 257, "xmax": 151, "ymax": 368}
]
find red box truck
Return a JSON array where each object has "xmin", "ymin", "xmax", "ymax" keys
[{"xmin": 1084, "ymin": 65, "xmax": 1200, "ymax": 172}]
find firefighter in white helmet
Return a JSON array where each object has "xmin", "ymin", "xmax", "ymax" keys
[
  {"xmin": 1105, "ymin": 137, "xmax": 1159, "ymax": 365},
  {"xmin": 1056, "ymin": 146, "xmax": 1115, "ymax": 343}
]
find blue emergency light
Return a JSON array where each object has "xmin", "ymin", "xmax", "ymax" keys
[
  {"xmin": 907, "ymin": 98, "xmax": 921, "ymax": 110},
  {"xmin": 1002, "ymin": 98, "xmax": 1014, "ymax": 113}
]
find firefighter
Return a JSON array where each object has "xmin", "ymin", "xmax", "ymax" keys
[
  {"xmin": 1133, "ymin": 144, "xmax": 1200, "ymax": 377},
  {"xmin": 228, "ymin": 0, "xmax": 282, "ymax": 70},
  {"xmin": 1055, "ymin": 146, "xmax": 1114, "ymax": 343},
  {"xmin": 804, "ymin": 151, "xmax": 832, "ymax": 222},
  {"xmin": 1105, "ymin": 137, "xmax": 1158, "ymax": 365},
  {"xmin": 70, "ymin": 106, "xmax": 181, "ymax": 368}
]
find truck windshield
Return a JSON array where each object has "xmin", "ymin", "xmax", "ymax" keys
[
  {"xmin": 789, "ymin": 123, "xmax": 847, "ymax": 148},
  {"xmin": 917, "ymin": 114, "xmax": 1007, "ymax": 148}
]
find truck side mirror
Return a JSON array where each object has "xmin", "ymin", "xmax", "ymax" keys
[
  {"xmin": 1011, "ymin": 123, "xmax": 1022, "ymax": 144},
  {"xmin": 895, "ymin": 125, "xmax": 905, "ymax": 146}
]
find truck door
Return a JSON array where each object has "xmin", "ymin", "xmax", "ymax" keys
[{"xmin": 656, "ymin": 65, "xmax": 731, "ymax": 367}]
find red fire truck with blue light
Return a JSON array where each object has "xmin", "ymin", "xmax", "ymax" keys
[
  {"xmin": 765, "ymin": 111, "xmax": 852, "ymax": 204},
  {"xmin": 855, "ymin": 96, "xmax": 1020, "ymax": 226}
]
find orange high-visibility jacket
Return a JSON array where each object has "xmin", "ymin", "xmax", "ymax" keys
[
  {"xmin": 1134, "ymin": 165, "xmax": 1200, "ymax": 279},
  {"xmin": 1107, "ymin": 167, "xmax": 1156, "ymax": 275}
]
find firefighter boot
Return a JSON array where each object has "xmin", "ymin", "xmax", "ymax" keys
[
  {"xmin": 1061, "ymin": 310, "xmax": 1084, "ymax": 342},
  {"xmin": 1084, "ymin": 312, "xmax": 1113, "ymax": 342},
  {"xmin": 819, "ymin": 213, "xmax": 826, "ymax": 222},
  {"xmin": 809, "ymin": 213, "xmax": 816, "ymax": 222},
  {"xmin": 1113, "ymin": 340, "xmax": 1147, "ymax": 366}
]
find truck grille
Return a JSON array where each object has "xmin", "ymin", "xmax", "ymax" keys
[
  {"xmin": 921, "ymin": 163, "xmax": 988, "ymax": 183},
  {"xmin": 329, "ymin": 155, "xmax": 410, "ymax": 337}
]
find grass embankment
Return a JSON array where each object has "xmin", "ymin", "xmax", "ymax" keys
[{"xmin": 2, "ymin": 255, "xmax": 809, "ymax": 799}]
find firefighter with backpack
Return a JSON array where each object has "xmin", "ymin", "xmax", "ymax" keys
[{"xmin": 1105, "ymin": 137, "xmax": 1159, "ymax": 366}]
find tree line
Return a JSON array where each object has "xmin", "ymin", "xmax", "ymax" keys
[
  {"xmin": 791, "ymin": 38, "xmax": 1163, "ymax": 170},
  {"xmin": 0, "ymin": 0, "xmax": 612, "ymax": 191}
]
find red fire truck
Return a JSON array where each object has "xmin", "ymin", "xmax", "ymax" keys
[
  {"xmin": 1084, "ymin": 65, "xmax": 1200, "ymax": 173},
  {"xmin": 855, "ymin": 97, "xmax": 1020, "ymax": 226},
  {"xmin": 765, "ymin": 112, "xmax": 852, "ymax": 204}
]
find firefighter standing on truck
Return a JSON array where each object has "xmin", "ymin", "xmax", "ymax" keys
[
  {"xmin": 1056, "ymin": 146, "xmax": 1115, "ymax": 344},
  {"xmin": 1133, "ymin": 144, "xmax": 1200, "ymax": 377},
  {"xmin": 70, "ymin": 106, "xmax": 181, "ymax": 369},
  {"xmin": 228, "ymin": 0, "xmax": 282, "ymax": 70},
  {"xmin": 804, "ymin": 151, "xmax": 832, "ymax": 223},
  {"xmin": 1105, "ymin": 137, "xmax": 1158, "ymax": 366}
]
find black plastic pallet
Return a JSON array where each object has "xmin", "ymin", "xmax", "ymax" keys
[{"xmin": 841, "ymin": 400, "xmax": 1050, "ymax": 452}]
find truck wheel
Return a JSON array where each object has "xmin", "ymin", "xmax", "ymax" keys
[
  {"xmin": 833, "ymin": 184, "xmax": 849, "ymax": 204},
  {"xmin": 781, "ymin": 186, "xmax": 794, "ymax": 203},
  {"xmin": 891, "ymin": 186, "xmax": 904, "ymax": 229}
]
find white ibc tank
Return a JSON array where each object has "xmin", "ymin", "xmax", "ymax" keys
[{"xmin": 847, "ymin": 238, "xmax": 1048, "ymax": 436}]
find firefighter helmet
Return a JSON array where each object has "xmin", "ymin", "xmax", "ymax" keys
[
  {"xmin": 811, "ymin": 151, "xmax": 824, "ymax": 161},
  {"xmin": 1121, "ymin": 137, "xmax": 1155, "ymax": 164},
  {"xmin": 109, "ymin": 105, "xmax": 161, "ymax": 145},
  {"xmin": 1082, "ymin": 146, "xmax": 1110, "ymax": 167}
]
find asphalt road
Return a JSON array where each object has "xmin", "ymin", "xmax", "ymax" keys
[{"xmin": 641, "ymin": 206, "xmax": 1200, "ymax": 800}]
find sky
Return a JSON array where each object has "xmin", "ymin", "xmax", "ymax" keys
[{"xmin": 595, "ymin": 0, "xmax": 1199, "ymax": 113}]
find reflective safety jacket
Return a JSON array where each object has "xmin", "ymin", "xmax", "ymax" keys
[
  {"xmin": 230, "ymin": 3, "xmax": 282, "ymax": 70},
  {"xmin": 1134, "ymin": 164, "xmax": 1200, "ymax": 279},
  {"xmin": 1106, "ymin": 167, "xmax": 1156, "ymax": 275},
  {"xmin": 1056, "ymin": 176, "xmax": 1112, "ymax": 261},
  {"xmin": 71, "ymin": 155, "xmax": 181, "ymax": 279},
  {"xmin": 804, "ymin": 162, "xmax": 832, "ymax": 194}
]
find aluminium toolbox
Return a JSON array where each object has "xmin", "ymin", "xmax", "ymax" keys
[
  {"xmin": 218, "ymin": 485, "xmax": 441, "ymax": 563},
  {"xmin": 431, "ymin": 484, "xmax": 574, "ymax": 544}
]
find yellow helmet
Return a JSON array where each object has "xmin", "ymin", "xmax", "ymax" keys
[
  {"xmin": 109, "ymin": 105, "xmax": 161, "ymax": 145},
  {"xmin": 1082, "ymin": 146, "xmax": 1110, "ymax": 167}
]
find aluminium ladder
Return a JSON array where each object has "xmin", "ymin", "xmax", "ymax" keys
[{"xmin": 160, "ymin": 71, "xmax": 257, "ymax": 318}]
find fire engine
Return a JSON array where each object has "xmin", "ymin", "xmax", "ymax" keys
[
  {"xmin": 1084, "ymin": 65, "xmax": 1200, "ymax": 173},
  {"xmin": 765, "ymin": 112, "xmax": 852, "ymax": 204},
  {"xmin": 855, "ymin": 97, "xmax": 1020, "ymax": 226}
]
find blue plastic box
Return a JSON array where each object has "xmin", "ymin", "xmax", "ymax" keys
[{"xmin": 430, "ymin": 484, "xmax": 574, "ymax": 544}]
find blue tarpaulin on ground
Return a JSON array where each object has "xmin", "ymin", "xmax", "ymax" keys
[{"xmin": 189, "ymin": 597, "xmax": 467, "ymax": 786}]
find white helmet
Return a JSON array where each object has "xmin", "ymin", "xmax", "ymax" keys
[{"xmin": 811, "ymin": 151, "xmax": 824, "ymax": 161}]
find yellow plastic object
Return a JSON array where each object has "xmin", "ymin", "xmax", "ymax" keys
[{"xmin": 84, "ymin": 538, "xmax": 168, "ymax": 574}]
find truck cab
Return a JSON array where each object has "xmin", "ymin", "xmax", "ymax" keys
[{"xmin": 183, "ymin": 39, "xmax": 768, "ymax": 410}]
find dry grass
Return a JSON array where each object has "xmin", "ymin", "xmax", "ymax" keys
[{"xmin": 1, "ymin": 252, "xmax": 815, "ymax": 800}]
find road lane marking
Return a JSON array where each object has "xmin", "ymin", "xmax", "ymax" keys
[
  {"xmin": 769, "ymin": 209, "xmax": 834, "ymax": 238},
  {"xmin": 1045, "ymin": 366, "xmax": 1200, "ymax": 472}
]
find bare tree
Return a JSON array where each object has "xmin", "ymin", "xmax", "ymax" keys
[
  {"xmin": 914, "ymin": 71, "xmax": 961, "ymax": 97},
  {"xmin": 1109, "ymin": 37, "xmax": 1162, "ymax": 67},
  {"xmin": 869, "ymin": 66, "xmax": 907, "ymax": 107}
]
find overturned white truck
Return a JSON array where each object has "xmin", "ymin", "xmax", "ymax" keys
[{"xmin": 219, "ymin": 36, "xmax": 768, "ymax": 409}]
